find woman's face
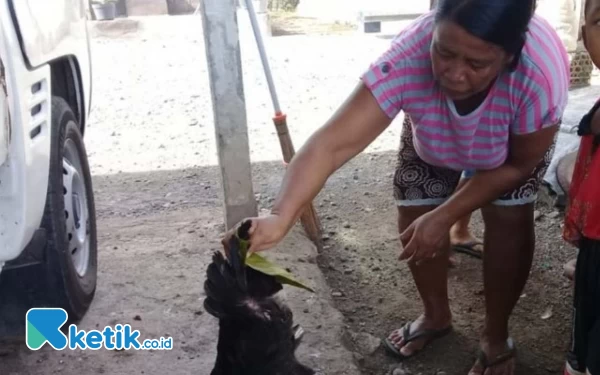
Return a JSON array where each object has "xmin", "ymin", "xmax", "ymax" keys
[{"xmin": 431, "ymin": 20, "xmax": 512, "ymax": 101}]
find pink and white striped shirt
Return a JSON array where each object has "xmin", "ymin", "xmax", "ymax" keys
[{"xmin": 362, "ymin": 11, "xmax": 570, "ymax": 171}]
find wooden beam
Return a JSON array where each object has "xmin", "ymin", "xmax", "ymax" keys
[{"xmin": 200, "ymin": 0, "xmax": 258, "ymax": 229}]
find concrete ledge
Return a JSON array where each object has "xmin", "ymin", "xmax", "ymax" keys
[
  {"xmin": 88, "ymin": 13, "xmax": 272, "ymax": 40},
  {"xmin": 89, "ymin": 19, "xmax": 141, "ymax": 38},
  {"xmin": 266, "ymin": 227, "xmax": 361, "ymax": 374},
  {"xmin": 126, "ymin": 0, "xmax": 168, "ymax": 16},
  {"xmin": 358, "ymin": 11, "xmax": 425, "ymax": 33},
  {"xmin": 166, "ymin": 0, "xmax": 199, "ymax": 15}
]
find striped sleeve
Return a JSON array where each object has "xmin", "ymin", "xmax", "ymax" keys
[
  {"xmin": 511, "ymin": 15, "xmax": 570, "ymax": 135},
  {"xmin": 361, "ymin": 51, "xmax": 407, "ymax": 119},
  {"xmin": 511, "ymin": 74, "xmax": 564, "ymax": 135},
  {"xmin": 360, "ymin": 14, "xmax": 434, "ymax": 119}
]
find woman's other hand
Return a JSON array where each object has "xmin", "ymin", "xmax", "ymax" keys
[{"xmin": 399, "ymin": 210, "xmax": 453, "ymax": 264}]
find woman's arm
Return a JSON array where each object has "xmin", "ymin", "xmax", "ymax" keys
[
  {"xmin": 271, "ymin": 82, "xmax": 393, "ymax": 228},
  {"xmin": 437, "ymin": 124, "xmax": 559, "ymax": 225}
]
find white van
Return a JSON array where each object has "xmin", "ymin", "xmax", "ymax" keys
[{"xmin": 0, "ymin": 0, "xmax": 97, "ymax": 336}]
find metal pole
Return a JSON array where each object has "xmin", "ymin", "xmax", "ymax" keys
[{"xmin": 243, "ymin": 0, "xmax": 282, "ymax": 114}]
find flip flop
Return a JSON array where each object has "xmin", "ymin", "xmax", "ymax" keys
[
  {"xmin": 475, "ymin": 338, "xmax": 517, "ymax": 372},
  {"xmin": 452, "ymin": 241, "xmax": 484, "ymax": 259},
  {"xmin": 383, "ymin": 322, "xmax": 453, "ymax": 360}
]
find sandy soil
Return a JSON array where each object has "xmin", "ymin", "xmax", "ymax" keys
[{"xmin": 0, "ymin": 12, "xmax": 583, "ymax": 375}]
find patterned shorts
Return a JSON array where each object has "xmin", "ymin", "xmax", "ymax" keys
[{"xmin": 394, "ymin": 115, "xmax": 556, "ymax": 207}]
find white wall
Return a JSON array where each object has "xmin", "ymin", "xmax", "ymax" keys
[{"xmin": 296, "ymin": 0, "xmax": 430, "ymax": 24}]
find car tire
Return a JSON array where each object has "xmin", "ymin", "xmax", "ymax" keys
[
  {"xmin": 0, "ymin": 97, "xmax": 97, "ymax": 336},
  {"xmin": 43, "ymin": 96, "xmax": 98, "ymax": 320}
]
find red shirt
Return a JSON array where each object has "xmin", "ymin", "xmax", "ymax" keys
[{"xmin": 563, "ymin": 101, "xmax": 600, "ymax": 245}]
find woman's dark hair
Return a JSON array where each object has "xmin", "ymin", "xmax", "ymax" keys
[{"xmin": 434, "ymin": 0, "xmax": 537, "ymax": 71}]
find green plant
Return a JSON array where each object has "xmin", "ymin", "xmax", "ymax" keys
[{"xmin": 233, "ymin": 220, "xmax": 315, "ymax": 293}]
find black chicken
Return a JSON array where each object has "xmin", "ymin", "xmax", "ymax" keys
[{"xmin": 203, "ymin": 221, "xmax": 315, "ymax": 375}]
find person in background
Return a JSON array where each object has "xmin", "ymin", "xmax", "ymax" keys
[
  {"xmin": 563, "ymin": 2, "xmax": 600, "ymax": 374},
  {"xmin": 449, "ymin": 172, "xmax": 484, "ymax": 259}
]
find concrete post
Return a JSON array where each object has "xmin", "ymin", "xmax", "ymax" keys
[
  {"xmin": 258, "ymin": 0, "xmax": 268, "ymax": 13},
  {"xmin": 200, "ymin": 0, "xmax": 258, "ymax": 229}
]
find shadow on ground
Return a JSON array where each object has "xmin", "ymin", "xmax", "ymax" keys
[
  {"xmin": 0, "ymin": 151, "xmax": 575, "ymax": 375},
  {"xmin": 0, "ymin": 159, "xmax": 357, "ymax": 375}
]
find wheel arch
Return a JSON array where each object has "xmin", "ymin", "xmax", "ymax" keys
[{"xmin": 49, "ymin": 56, "xmax": 87, "ymax": 135}]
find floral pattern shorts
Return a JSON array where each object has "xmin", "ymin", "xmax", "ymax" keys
[{"xmin": 393, "ymin": 115, "xmax": 556, "ymax": 207}]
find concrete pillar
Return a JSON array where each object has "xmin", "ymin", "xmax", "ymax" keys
[{"xmin": 200, "ymin": 0, "xmax": 258, "ymax": 229}]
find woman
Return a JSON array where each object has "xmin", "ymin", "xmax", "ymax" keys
[{"xmin": 223, "ymin": 0, "xmax": 570, "ymax": 373}]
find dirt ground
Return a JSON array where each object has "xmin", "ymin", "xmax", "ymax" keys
[
  {"xmin": 0, "ymin": 12, "xmax": 583, "ymax": 375},
  {"xmin": 315, "ymin": 158, "xmax": 575, "ymax": 375}
]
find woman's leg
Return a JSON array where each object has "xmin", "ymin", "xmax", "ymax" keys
[
  {"xmin": 469, "ymin": 140, "xmax": 557, "ymax": 375},
  {"xmin": 386, "ymin": 115, "xmax": 460, "ymax": 356},
  {"xmin": 387, "ymin": 205, "xmax": 453, "ymax": 356},
  {"xmin": 466, "ymin": 203, "xmax": 533, "ymax": 375}
]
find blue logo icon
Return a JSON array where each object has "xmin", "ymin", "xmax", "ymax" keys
[{"xmin": 26, "ymin": 308, "xmax": 69, "ymax": 350}]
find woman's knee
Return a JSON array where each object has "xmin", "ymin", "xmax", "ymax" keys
[
  {"xmin": 397, "ymin": 205, "xmax": 439, "ymax": 233},
  {"xmin": 481, "ymin": 203, "xmax": 535, "ymax": 245},
  {"xmin": 482, "ymin": 203, "xmax": 534, "ymax": 226}
]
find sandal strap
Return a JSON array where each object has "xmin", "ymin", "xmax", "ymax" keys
[
  {"xmin": 478, "ymin": 338, "xmax": 516, "ymax": 368},
  {"xmin": 402, "ymin": 323, "xmax": 451, "ymax": 343}
]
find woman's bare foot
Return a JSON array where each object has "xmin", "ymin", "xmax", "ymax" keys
[{"xmin": 386, "ymin": 314, "xmax": 452, "ymax": 357}]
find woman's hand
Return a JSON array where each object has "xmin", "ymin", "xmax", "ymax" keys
[
  {"xmin": 399, "ymin": 209, "xmax": 453, "ymax": 264},
  {"xmin": 221, "ymin": 214, "xmax": 291, "ymax": 254}
]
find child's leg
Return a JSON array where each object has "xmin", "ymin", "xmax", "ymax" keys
[
  {"xmin": 586, "ymin": 319, "xmax": 600, "ymax": 375},
  {"xmin": 572, "ymin": 238, "xmax": 600, "ymax": 375},
  {"xmin": 567, "ymin": 238, "xmax": 600, "ymax": 374}
]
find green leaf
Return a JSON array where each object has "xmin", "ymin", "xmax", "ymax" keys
[
  {"xmin": 238, "ymin": 236, "xmax": 249, "ymax": 263},
  {"xmin": 245, "ymin": 252, "xmax": 315, "ymax": 293}
]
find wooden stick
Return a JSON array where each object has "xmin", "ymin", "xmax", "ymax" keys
[{"xmin": 242, "ymin": 0, "xmax": 322, "ymax": 248}]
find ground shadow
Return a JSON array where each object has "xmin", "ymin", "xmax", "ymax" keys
[{"xmin": 0, "ymin": 151, "xmax": 575, "ymax": 374}]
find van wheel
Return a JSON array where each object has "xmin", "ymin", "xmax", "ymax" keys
[
  {"xmin": 42, "ymin": 96, "xmax": 98, "ymax": 320},
  {"xmin": 0, "ymin": 97, "xmax": 97, "ymax": 336}
]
